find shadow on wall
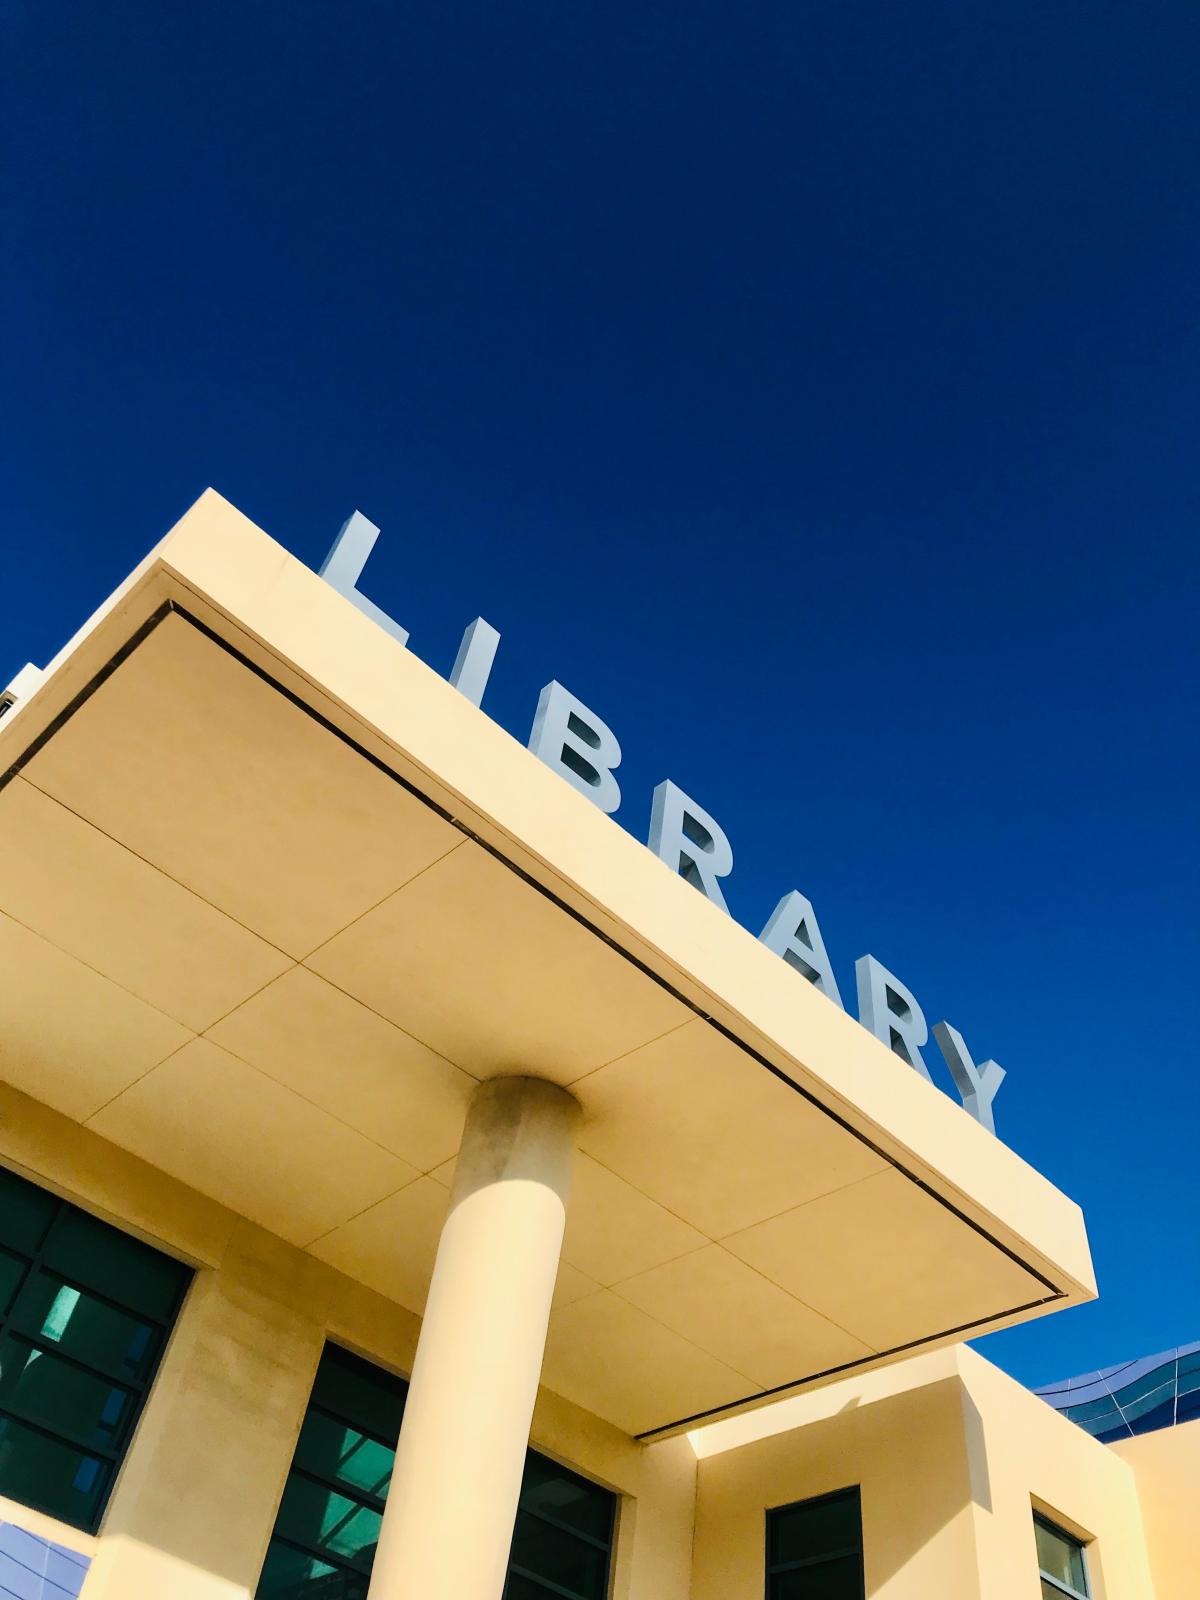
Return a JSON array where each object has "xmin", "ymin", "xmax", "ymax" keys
[{"xmin": 692, "ymin": 1375, "xmax": 983, "ymax": 1598}]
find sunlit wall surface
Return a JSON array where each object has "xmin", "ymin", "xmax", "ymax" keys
[{"xmin": 1036, "ymin": 1343, "xmax": 1200, "ymax": 1443}]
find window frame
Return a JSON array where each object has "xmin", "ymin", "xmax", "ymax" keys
[
  {"xmin": 0, "ymin": 1165, "xmax": 193, "ymax": 1534},
  {"xmin": 258, "ymin": 1341, "xmax": 618, "ymax": 1600},
  {"xmin": 264, "ymin": 1347, "xmax": 399, "ymax": 1584},
  {"xmin": 765, "ymin": 1484, "xmax": 865, "ymax": 1600},
  {"xmin": 1034, "ymin": 1512, "xmax": 1091, "ymax": 1600}
]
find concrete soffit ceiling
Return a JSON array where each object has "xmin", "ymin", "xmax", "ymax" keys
[{"xmin": 0, "ymin": 491, "xmax": 1096, "ymax": 1440}]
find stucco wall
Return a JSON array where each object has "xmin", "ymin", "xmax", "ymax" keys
[
  {"xmin": 691, "ymin": 1348, "xmax": 984, "ymax": 1600},
  {"xmin": 955, "ymin": 1347, "xmax": 1155, "ymax": 1600},
  {"xmin": 0, "ymin": 1075, "xmax": 1176, "ymax": 1600},
  {"xmin": 1113, "ymin": 1417, "xmax": 1200, "ymax": 1600},
  {"xmin": 689, "ymin": 1345, "xmax": 1159, "ymax": 1600}
]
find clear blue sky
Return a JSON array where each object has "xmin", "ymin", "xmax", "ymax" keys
[{"xmin": 4, "ymin": 1, "xmax": 1197, "ymax": 1388}]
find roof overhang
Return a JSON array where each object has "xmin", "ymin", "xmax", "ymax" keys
[{"xmin": 0, "ymin": 490, "xmax": 1095, "ymax": 1438}]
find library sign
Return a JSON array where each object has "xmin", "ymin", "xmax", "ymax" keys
[{"xmin": 321, "ymin": 511, "xmax": 1006, "ymax": 1136}]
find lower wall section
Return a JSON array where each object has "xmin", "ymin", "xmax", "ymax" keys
[
  {"xmin": 0, "ymin": 1522, "xmax": 90, "ymax": 1600},
  {"xmin": 691, "ymin": 1349, "xmax": 984, "ymax": 1600},
  {"xmin": 1113, "ymin": 1418, "xmax": 1200, "ymax": 1600}
]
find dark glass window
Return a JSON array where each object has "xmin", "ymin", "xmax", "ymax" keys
[
  {"xmin": 257, "ymin": 1343, "xmax": 616, "ymax": 1600},
  {"xmin": 767, "ymin": 1487, "xmax": 864, "ymax": 1600},
  {"xmin": 1035, "ymin": 1513, "xmax": 1090, "ymax": 1600},
  {"xmin": 0, "ymin": 1164, "xmax": 192, "ymax": 1532}
]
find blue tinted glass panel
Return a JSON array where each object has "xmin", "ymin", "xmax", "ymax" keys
[
  {"xmin": 1066, "ymin": 1395, "xmax": 1123, "ymax": 1424},
  {"xmin": 1122, "ymin": 1381, "xmax": 1175, "ymax": 1426},
  {"xmin": 1129, "ymin": 1398, "xmax": 1177, "ymax": 1436},
  {"xmin": 1114, "ymin": 1364, "xmax": 1175, "ymax": 1408}
]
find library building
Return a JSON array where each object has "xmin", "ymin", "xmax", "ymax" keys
[{"xmin": 0, "ymin": 491, "xmax": 1193, "ymax": 1600}]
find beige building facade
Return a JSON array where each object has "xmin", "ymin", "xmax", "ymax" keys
[{"xmin": 0, "ymin": 492, "xmax": 1192, "ymax": 1599}]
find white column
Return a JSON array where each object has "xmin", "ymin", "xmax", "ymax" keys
[{"xmin": 368, "ymin": 1075, "xmax": 581, "ymax": 1600}]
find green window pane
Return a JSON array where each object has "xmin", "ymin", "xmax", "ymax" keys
[
  {"xmin": 44, "ymin": 1209, "xmax": 188, "ymax": 1323},
  {"xmin": 275, "ymin": 1474, "xmax": 382, "ymax": 1571},
  {"xmin": 11, "ymin": 1275, "xmax": 158, "ymax": 1381},
  {"xmin": 770, "ymin": 1489, "xmax": 862, "ymax": 1567},
  {"xmin": 0, "ymin": 1168, "xmax": 57, "ymax": 1255},
  {"xmin": 0, "ymin": 1335, "xmax": 136, "ymax": 1451},
  {"xmin": 295, "ymin": 1410, "xmax": 394, "ymax": 1503},
  {"xmin": 518, "ymin": 1451, "xmax": 614, "ymax": 1542},
  {"xmin": 1035, "ymin": 1518, "xmax": 1088, "ymax": 1595},
  {"xmin": 771, "ymin": 1553, "xmax": 865, "ymax": 1599},
  {"xmin": 0, "ymin": 1251, "xmax": 27, "ymax": 1317},
  {"xmin": 0, "ymin": 1412, "xmax": 110, "ymax": 1527},
  {"xmin": 310, "ymin": 1346, "xmax": 406, "ymax": 1445},
  {"xmin": 257, "ymin": 1539, "xmax": 367, "ymax": 1599},
  {"xmin": 509, "ymin": 1513, "xmax": 609, "ymax": 1599}
]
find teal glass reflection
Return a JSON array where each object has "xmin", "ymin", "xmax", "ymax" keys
[
  {"xmin": 257, "ymin": 1344, "xmax": 617, "ymax": 1600},
  {"xmin": 0, "ymin": 1335, "xmax": 134, "ymax": 1450},
  {"xmin": 0, "ymin": 1162, "xmax": 191, "ymax": 1531},
  {"xmin": 295, "ymin": 1410, "xmax": 393, "ymax": 1501},
  {"xmin": 11, "ymin": 1276, "xmax": 156, "ymax": 1380}
]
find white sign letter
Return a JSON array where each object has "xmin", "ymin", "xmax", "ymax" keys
[
  {"xmin": 932, "ymin": 1021, "xmax": 1006, "ymax": 1135},
  {"xmin": 0, "ymin": 663, "xmax": 44, "ymax": 722},
  {"xmin": 760, "ymin": 892, "xmax": 843, "ymax": 1007},
  {"xmin": 528, "ymin": 682, "xmax": 622, "ymax": 813},
  {"xmin": 448, "ymin": 618, "xmax": 500, "ymax": 708},
  {"xmin": 319, "ymin": 511, "xmax": 409, "ymax": 645},
  {"xmin": 648, "ymin": 780, "xmax": 733, "ymax": 912},
  {"xmin": 855, "ymin": 955, "xmax": 931, "ymax": 1080}
]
